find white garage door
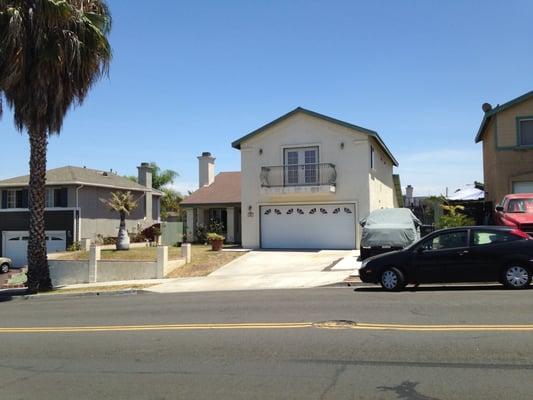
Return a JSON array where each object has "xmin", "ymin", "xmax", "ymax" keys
[
  {"xmin": 2, "ymin": 231, "xmax": 66, "ymax": 268},
  {"xmin": 513, "ymin": 182, "xmax": 533, "ymax": 194},
  {"xmin": 260, "ymin": 204, "xmax": 356, "ymax": 249}
]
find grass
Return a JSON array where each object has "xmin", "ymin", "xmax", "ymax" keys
[
  {"xmin": 55, "ymin": 246, "xmax": 183, "ymax": 261},
  {"xmin": 167, "ymin": 244, "xmax": 244, "ymax": 278}
]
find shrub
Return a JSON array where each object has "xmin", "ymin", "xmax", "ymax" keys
[
  {"xmin": 67, "ymin": 242, "xmax": 81, "ymax": 252},
  {"xmin": 436, "ymin": 204, "xmax": 475, "ymax": 229},
  {"xmin": 207, "ymin": 233, "xmax": 225, "ymax": 242}
]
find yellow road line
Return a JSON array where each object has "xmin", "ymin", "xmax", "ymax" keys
[{"xmin": 1, "ymin": 322, "xmax": 533, "ymax": 334}]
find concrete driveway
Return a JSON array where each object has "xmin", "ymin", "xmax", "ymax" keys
[{"xmin": 147, "ymin": 250, "xmax": 360, "ymax": 293}]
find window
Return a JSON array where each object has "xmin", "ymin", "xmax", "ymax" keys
[
  {"xmin": 507, "ymin": 198, "xmax": 533, "ymax": 213},
  {"xmin": 518, "ymin": 119, "xmax": 533, "ymax": 146},
  {"xmin": 472, "ymin": 230, "xmax": 519, "ymax": 246},
  {"xmin": 421, "ymin": 231, "xmax": 468, "ymax": 251},
  {"xmin": 370, "ymin": 146, "xmax": 375, "ymax": 170},
  {"xmin": 7, "ymin": 190, "xmax": 16, "ymax": 208},
  {"xmin": 45, "ymin": 188, "xmax": 68, "ymax": 208},
  {"xmin": 1, "ymin": 189, "xmax": 28, "ymax": 209},
  {"xmin": 208, "ymin": 208, "xmax": 228, "ymax": 231},
  {"xmin": 283, "ymin": 146, "xmax": 319, "ymax": 186}
]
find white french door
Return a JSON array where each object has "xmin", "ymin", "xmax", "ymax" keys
[{"xmin": 283, "ymin": 147, "xmax": 319, "ymax": 186}]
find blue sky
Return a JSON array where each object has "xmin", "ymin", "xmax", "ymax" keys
[{"xmin": 1, "ymin": 0, "xmax": 532, "ymax": 196}]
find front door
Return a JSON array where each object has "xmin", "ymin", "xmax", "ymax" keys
[{"xmin": 284, "ymin": 147, "xmax": 319, "ymax": 186}]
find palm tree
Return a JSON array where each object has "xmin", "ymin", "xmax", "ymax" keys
[
  {"xmin": 0, "ymin": 0, "xmax": 112, "ymax": 292},
  {"xmin": 105, "ymin": 191, "xmax": 137, "ymax": 250}
]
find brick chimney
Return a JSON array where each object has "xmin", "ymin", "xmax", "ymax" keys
[{"xmin": 198, "ymin": 152, "xmax": 215, "ymax": 187}]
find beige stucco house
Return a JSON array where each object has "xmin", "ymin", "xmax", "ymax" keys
[
  {"xmin": 475, "ymin": 91, "xmax": 533, "ymax": 206},
  {"xmin": 232, "ymin": 107, "xmax": 399, "ymax": 250}
]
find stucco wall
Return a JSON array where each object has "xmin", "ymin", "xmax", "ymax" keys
[
  {"xmin": 481, "ymin": 103, "xmax": 533, "ymax": 206},
  {"xmin": 49, "ymin": 260, "xmax": 90, "ymax": 285},
  {"xmin": 368, "ymin": 137, "xmax": 395, "ymax": 214},
  {"xmin": 239, "ymin": 113, "xmax": 395, "ymax": 249}
]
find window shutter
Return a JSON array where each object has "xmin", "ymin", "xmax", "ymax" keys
[
  {"xmin": 21, "ymin": 189, "xmax": 29, "ymax": 208},
  {"xmin": 59, "ymin": 188, "xmax": 68, "ymax": 207},
  {"xmin": 16, "ymin": 190, "xmax": 23, "ymax": 208},
  {"xmin": 1, "ymin": 191, "xmax": 7, "ymax": 209}
]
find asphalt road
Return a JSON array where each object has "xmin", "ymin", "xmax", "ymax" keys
[{"xmin": 1, "ymin": 286, "xmax": 533, "ymax": 399}]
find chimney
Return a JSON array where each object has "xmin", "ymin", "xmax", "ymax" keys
[
  {"xmin": 137, "ymin": 162, "xmax": 153, "ymax": 188},
  {"xmin": 137, "ymin": 162, "xmax": 154, "ymax": 223},
  {"xmin": 198, "ymin": 152, "xmax": 215, "ymax": 187},
  {"xmin": 405, "ymin": 185, "xmax": 414, "ymax": 206}
]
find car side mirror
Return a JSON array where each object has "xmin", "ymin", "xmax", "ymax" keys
[
  {"xmin": 416, "ymin": 247, "xmax": 425, "ymax": 254},
  {"xmin": 495, "ymin": 206, "xmax": 504, "ymax": 212}
]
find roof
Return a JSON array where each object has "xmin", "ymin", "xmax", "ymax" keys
[
  {"xmin": 0, "ymin": 166, "xmax": 162, "ymax": 194},
  {"xmin": 447, "ymin": 185, "xmax": 485, "ymax": 201},
  {"xmin": 475, "ymin": 90, "xmax": 533, "ymax": 143},
  {"xmin": 503, "ymin": 193, "xmax": 533, "ymax": 199},
  {"xmin": 231, "ymin": 107, "xmax": 399, "ymax": 166},
  {"xmin": 181, "ymin": 172, "xmax": 241, "ymax": 206}
]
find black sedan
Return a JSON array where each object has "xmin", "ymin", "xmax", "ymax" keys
[{"xmin": 359, "ymin": 226, "xmax": 533, "ymax": 291}]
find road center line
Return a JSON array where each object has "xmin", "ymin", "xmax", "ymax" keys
[{"xmin": 1, "ymin": 322, "xmax": 533, "ymax": 333}]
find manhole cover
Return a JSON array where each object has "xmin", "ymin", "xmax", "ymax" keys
[{"xmin": 313, "ymin": 320, "xmax": 358, "ymax": 329}]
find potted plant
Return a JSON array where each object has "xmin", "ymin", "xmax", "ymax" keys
[
  {"xmin": 207, "ymin": 233, "xmax": 225, "ymax": 251},
  {"xmin": 105, "ymin": 191, "xmax": 138, "ymax": 250}
]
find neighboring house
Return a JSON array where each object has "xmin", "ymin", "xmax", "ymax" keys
[
  {"xmin": 0, "ymin": 163, "xmax": 162, "ymax": 267},
  {"xmin": 476, "ymin": 91, "xmax": 533, "ymax": 206},
  {"xmin": 232, "ymin": 107, "xmax": 399, "ymax": 250},
  {"xmin": 181, "ymin": 153, "xmax": 241, "ymax": 243}
]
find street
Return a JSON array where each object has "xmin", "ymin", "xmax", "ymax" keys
[{"xmin": 1, "ymin": 286, "xmax": 533, "ymax": 399}]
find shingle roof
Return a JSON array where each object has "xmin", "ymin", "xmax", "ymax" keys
[
  {"xmin": 231, "ymin": 107, "xmax": 399, "ymax": 167},
  {"xmin": 181, "ymin": 172, "xmax": 241, "ymax": 206},
  {"xmin": 475, "ymin": 90, "xmax": 533, "ymax": 143},
  {"xmin": 0, "ymin": 166, "xmax": 161, "ymax": 194}
]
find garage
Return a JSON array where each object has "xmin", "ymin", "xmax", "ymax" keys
[
  {"xmin": 1, "ymin": 231, "xmax": 66, "ymax": 268},
  {"xmin": 513, "ymin": 182, "xmax": 533, "ymax": 194},
  {"xmin": 260, "ymin": 204, "xmax": 356, "ymax": 249}
]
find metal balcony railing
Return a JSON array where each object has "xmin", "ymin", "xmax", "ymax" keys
[{"xmin": 260, "ymin": 163, "xmax": 336, "ymax": 188}]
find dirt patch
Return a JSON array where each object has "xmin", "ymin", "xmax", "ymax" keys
[{"xmin": 167, "ymin": 245, "xmax": 244, "ymax": 278}]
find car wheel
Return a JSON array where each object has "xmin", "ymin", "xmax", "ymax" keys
[
  {"xmin": 0, "ymin": 263, "xmax": 9, "ymax": 274},
  {"xmin": 502, "ymin": 265, "xmax": 531, "ymax": 289},
  {"xmin": 380, "ymin": 267, "xmax": 406, "ymax": 291}
]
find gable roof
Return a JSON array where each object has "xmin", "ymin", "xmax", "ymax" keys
[
  {"xmin": 231, "ymin": 107, "xmax": 399, "ymax": 166},
  {"xmin": 181, "ymin": 172, "xmax": 241, "ymax": 206},
  {"xmin": 475, "ymin": 90, "xmax": 533, "ymax": 143},
  {"xmin": 0, "ymin": 166, "xmax": 162, "ymax": 194}
]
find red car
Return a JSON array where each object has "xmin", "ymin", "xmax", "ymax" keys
[{"xmin": 496, "ymin": 193, "xmax": 533, "ymax": 236}]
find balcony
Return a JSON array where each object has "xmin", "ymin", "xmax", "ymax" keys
[{"xmin": 260, "ymin": 163, "xmax": 336, "ymax": 195}]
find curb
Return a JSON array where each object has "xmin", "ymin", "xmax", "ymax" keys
[{"xmin": 0, "ymin": 288, "xmax": 142, "ymax": 301}]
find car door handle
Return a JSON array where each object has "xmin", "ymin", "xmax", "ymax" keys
[{"xmin": 457, "ymin": 250, "xmax": 470, "ymax": 256}]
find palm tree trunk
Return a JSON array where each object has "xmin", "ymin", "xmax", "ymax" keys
[{"xmin": 27, "ymin": 128, "xmax": 52, "ymax": 292}]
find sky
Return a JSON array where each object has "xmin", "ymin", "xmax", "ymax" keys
[{"xmin": 1, "ymin": 0, "xmax": 533, "ymax": 197}]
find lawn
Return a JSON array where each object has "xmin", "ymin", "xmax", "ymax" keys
[
  {"xmin": 55, "ymin": 246, "xmax": 183, "ymax": 261},
  {"xmin": 166, "ymin": 244, "xmax": 244, "ymax": 278}
]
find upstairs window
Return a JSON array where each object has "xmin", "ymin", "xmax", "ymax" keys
[
  {"xmin": 370, "ymin": 146, "xmax": 376, "ymax": 170},
  {"xmin": 1, "ymin": 189, "xmax": 28, "ymax": 209},
  {"xmin": 518, "ymin": 118, "xmax": 533, "ymax": 146},
  {"xmin": 46, "ymin": 188, "xmax": 68, "ymax": 208}
]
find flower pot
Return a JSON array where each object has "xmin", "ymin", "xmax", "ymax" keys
[{"xmin": 210, "ymin": 239, "xmax": 224, "ymax": 251}]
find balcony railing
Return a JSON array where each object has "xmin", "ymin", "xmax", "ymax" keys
[{"xmin": 260, "ymin": 163, "xmax": 337, "ymax": 188}]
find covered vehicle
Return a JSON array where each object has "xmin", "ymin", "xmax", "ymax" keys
[{"xmin": 359, "ymin": 208, "xmax": 421, "ymax": 260}]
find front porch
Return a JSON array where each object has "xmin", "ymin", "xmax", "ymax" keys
[{"xmin": 185, "ymin": 205, "xmax": 241, "ymax": 244}]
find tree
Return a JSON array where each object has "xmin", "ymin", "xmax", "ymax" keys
[
  {"xmin": 0, "ymin": 0, "xmax": 112, "ymax": 292},
  {"xmin": 105, "ymin": 191, "xmax": 137, "ymax": 250},
  {"xmin": 128, "ymin": 162, "xmax": 179, "ymax": 190},
  {"xmin": 437, "ymin": 204, "xmax": 475, "ymax": 229},
  {"xmin": 160, "ymin": 187, "xmax": 183, "ymax": 220}
]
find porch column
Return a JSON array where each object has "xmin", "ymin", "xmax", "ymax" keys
[
  {"xmin": 226, "ymin": 207, "xmax": 235, "ymax": 243},
  {"xmin": 186, "ymin": 208, "xmax": 195, "ymax": 242}
]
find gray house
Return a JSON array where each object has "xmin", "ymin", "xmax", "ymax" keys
[{"xmin": 0, "ymin": 163, "xmax": 162, "ymax": 267}]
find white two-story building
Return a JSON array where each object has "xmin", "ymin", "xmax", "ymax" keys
[{"xmin": 232, "ymin": 107, "xmax": 400, "ymax": 250}]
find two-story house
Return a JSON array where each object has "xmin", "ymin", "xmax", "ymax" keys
[
  {"xmin": 232, "ymin": 107, "xmax": 399, "ymax": 250},
  {"xmin": 0, "ymin": 163, "xmax": 162, "ymax": 267},
  {"xmin": 475, "ymin": 91, "xmax": 533, "ymax": 206}
]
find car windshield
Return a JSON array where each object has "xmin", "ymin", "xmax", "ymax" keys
[{"xmin": 507, "ymin": 198, "xmax": 533, "ymax": 213}]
